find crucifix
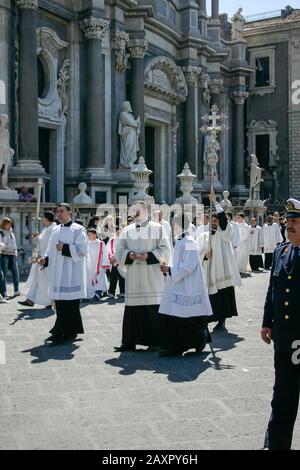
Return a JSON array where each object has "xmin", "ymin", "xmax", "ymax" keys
[{"xmin": 200, "ymin": 104, "xmax": 229, "ymax": 284}]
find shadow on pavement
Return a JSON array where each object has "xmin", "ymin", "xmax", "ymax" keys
[
  {"xmin": 9, "ymin": 308, "xmax": 54, "ymax": 325},
  {"xmin": 22, "ymin": 340, "xmax": 82, "ymax": 364},
  {"xmin": 105, "ymin": 332, "xmax": 243, "ymax": 383}
]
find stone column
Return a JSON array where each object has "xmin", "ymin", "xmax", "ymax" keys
[
  {"xmin": 16, "ymin": 0, "xmax": 41, "ymax": 169},
  {"xmin": 128, "ymin": 38, "xmax": 148, "ymax": 158},
  {"xmin": 198, "ymin": 0, "xmax": 207, "ymax": 12},
  {"xmin": 198, "ymin": 73, "xmax": 209, "ymax": 180},
  {"xmin": 183, "ymin": 66, "xmax": 202, "ymax": 176},
  {"xmin": 208, "ymin": 0, "xmax": 220, "ymax": 43},
  {"xmin": 231, "ymin": 91, "xmax": 249, "ymax": 194},
  {"xmin": 111, "ymin": 30, "xmax": 129, "ymax": 170},
  {"xmin": 80, "ymin": 16, "xmax": 109, "ymax": 169},
  {"xmin": 197, "ymin": 0, "xmax": 207, "ymax": 36},
  {"xmin": 211, "ymin": 0, "xmax": 219, "ymax": 19}
]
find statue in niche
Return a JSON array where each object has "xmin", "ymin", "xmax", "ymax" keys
[
  {"xmin": 118, "ymin": 101, "xmax": 140, "ymax": 169},
  {"xmin": 0, "ymin": 114, "xmax": 14, "ymax": 190}
]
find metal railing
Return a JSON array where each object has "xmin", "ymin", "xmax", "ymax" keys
[{"xmin": 245, "ymin": 10, "xmax": 282, "ymax": 23}]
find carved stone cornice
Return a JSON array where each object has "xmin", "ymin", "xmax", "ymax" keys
[
  {"xmin": 231, "ymin": 91, "xmax": 249, "ymax": 105},
  {"xmin": 80, "ymin": 17, "xmax": 109, "ymax": 41},
  {"xmin": 208, "ymin": 78, "xmax": 224, "ymax": 94},
  {"xmin": 16, "ymin": 0, "xmax": 38, "ymax": 9},
  {"xmin": 37, "ymin": 27, "xmax": 68, "ymax": 58},
  {"xmin": 124, "ymin": 7, "xmax": 154, "ymax": 18},
  {"xmin": 128, "ymin": 39, "xmax": 148, "ymax": 59},
  {"xmin": 182, "ymin": 66, "xmax": 202, "ymax": 85}
]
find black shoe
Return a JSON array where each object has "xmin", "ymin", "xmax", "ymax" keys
[
  {"xmin": 147, "ymin": 346, "xmax": 160, "ymax": 352},
  {"xmin": 45, "ymin": 304, "xmax": 53, "ymax": 310},
  {"xmin": 159, "ymin": 350, "xmax": 183, "ymax": 358},
  {"xmin": 213, "ymin": 321, "xmax": 227, "ymax": 331},
  {"xmin": 18, "ymin": 299, "xmax": 35, "ymax": 307},
  {"xmin": 114, "ymin": 344, "xmax": 136, "ymax": 352}
]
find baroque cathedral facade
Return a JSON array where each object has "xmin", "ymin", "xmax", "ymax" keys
[{"xmin": 0, "ymin": 1, "xmax": 298, "ymax": 205}]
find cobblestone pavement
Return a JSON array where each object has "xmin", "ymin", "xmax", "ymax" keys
[{"xmin": 0, "ymin": 272, "xmax": 299, "ymax": 450}]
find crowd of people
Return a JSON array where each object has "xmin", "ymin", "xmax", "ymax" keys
[{"xmin": 0, "ymin": 202, "xmax": 290, "ymax": 321}]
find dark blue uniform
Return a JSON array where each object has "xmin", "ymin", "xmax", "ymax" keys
[{"xmin": 263, "ymin": 241, "xmax": 300, "ymax": 450}]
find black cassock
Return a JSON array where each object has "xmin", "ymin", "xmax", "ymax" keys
[{"xmin": 45, "ymin": 221, "xmax": 84, "ymax": 340}]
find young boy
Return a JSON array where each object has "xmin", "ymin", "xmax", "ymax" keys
[
  {"xmin": 158, "ymin": 212, "xmax": 213, "ymax": 357},
  {"xmin": 106, "ymin": 226, "xmax": 125, "ymax": 299}
]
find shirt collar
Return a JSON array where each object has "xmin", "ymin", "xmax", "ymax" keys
[
  {"xmin": 135, "ymin": 218, "xmax": 148, "ymax": 228},
  {"xmin": 61, "ymin": 219, "xmax": 73, "ymax": 227}
]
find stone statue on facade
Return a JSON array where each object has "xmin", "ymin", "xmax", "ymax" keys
[
  {"xmin": 231, "ymin": 8, "xmax": 246, "ymax": 41},
  {"xmin": 221, "ymin": 191, "xmax": 232, "ymax": 209},
  {"xmin": 245, "ymin": 154, "xmax": 264, "ymax": 208},
  {"xmin": 203, "ymin": 133, "xmax": 220, "ymax": 180},
  {"xmin": 0, "ymin": 114, "xmax": 14, "ymax": 190},
  {"xmin": 73, "ymin": 182, "xmax": 92, "ymax": 204},
  {"xmin": 202, "ymin": 87, "xmax": 211, "ymax": 106},
  {"xmin": 118, "ymin": 101, "xmax": 140, "ymax": 169}
]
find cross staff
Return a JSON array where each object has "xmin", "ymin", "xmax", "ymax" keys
[{"xmin": 200, "ymin": 104, "xmax": 229, "ymax": 287}]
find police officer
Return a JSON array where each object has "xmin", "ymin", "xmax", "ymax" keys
[{"xmin": 261, "ymin": 198, "xmax": 300, "ymax": 450}]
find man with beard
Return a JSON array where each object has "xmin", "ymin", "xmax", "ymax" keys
[
  {"xmin": 262, "ymin": 198, "xmax": 300, "ymax": 450},
  {"xmin": 197, "ymin": 194, "xmax": 242, "ymax": 331}
]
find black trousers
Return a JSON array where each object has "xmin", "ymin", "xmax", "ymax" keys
[
  {"xmin": 50, "ymin": 299, "xmax": 84, "ymax": 338},
  {"xmin": 264, "ymin": 352, "xmax": 300, "ymax": 450},
  {"xmin": 109, "ymin": 266, "xmax": 125, "ymax": 295},
  {"xmin": 264, "ymin": 253, "xmax": 273, "ymax": 270},
  {"xmin": 249, "ymin": 255, "xmax": 263, "ymax": 271}
]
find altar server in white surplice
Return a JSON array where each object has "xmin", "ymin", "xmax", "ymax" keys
[
  {"xmin": 19, "ymin": 211, "xmax": 56, "ymax": 308},
  {"xmin": 158, "ymin": 212, "xmax": 213, "ymax": 357},
  {"xmin": 86, "ymin": 228, "xmax": 109, "ymax": 300},
  {"xmin": 249, "ymin": 217, "xmax": 264, "ymax": 272},
  {"xmin": 38, "ymin": 203, "xmax": 88, "ymax": 345},
  {"xmin": 226, "ymin": 211, "xmax": 240, "ymax": 259},
  {"xmin": 197, "ymin": 195, "xmax": 242, "ymax": 332},
  {"xmin": 263, "ymin": 215, "xmax": 283, "ymax": 269},
  {"xmin": 236, "ymin": 213, "xmax": 251, "ymax": 273},
  {"xmin": 114, "ymin": 201, "xmax": 171, "ymax": 352}
]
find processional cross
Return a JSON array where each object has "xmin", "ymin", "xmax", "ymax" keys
[{"xmin": 200, "ymin": 104, "xmax": 229, "ymax": 281}]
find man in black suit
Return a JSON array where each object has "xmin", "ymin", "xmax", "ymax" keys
[{"xmin": 261, "ymin": 198, "xmax": 300, "ymax": 450}]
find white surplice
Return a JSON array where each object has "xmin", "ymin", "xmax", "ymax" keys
[
  {"xmin": 159, "ymin": 235, "xmax": 213, "ymax": 318},
  {"xmin": 45, "ymin": 222, "xmax": 88, "ymax": 300},
  {"xmin": 115, "ymin": 219, "xmax": 171, "ymax": 306},
  {"xmin": 23, "ymin": 223, "xmax": 56, "ymax": 305},
  {"xmin": 249, "ymin": 225, "xmax": 264, "ymax": 255},
  {"xmin": 263, "ymin": 223, "xmax": 283, "ymax": 253},
  {"xmin": 197, "ymin": 220, "xmax": 242, "ymax": 296},
  {"xmin": 86, "ymin": 239, "xmax": 109, "ymax": 298},
  {"xmin": 236, "ymin": 221, "xmax": 251, "ymax": 272}
]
